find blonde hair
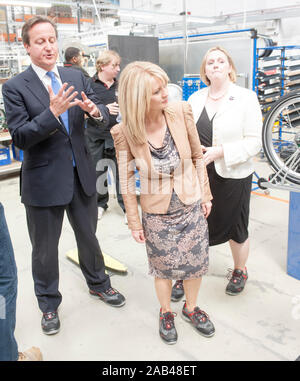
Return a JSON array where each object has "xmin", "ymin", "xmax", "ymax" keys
[
  {"xmin": 118, "ymin": 61, "xmax": 169, "ymax": 144},
  {"xmin": 200, "ymin": 46, "xmax": 237, "ymax": 86},
  {"xmin": 96, "ymin": 50, "xmax": 120, "ymax": 72}
]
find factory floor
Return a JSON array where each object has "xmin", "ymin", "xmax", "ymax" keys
[{"xmin": 0, "ymin": 157, "xmax": 300, "ymax": 363}]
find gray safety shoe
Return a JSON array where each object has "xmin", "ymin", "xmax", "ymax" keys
[
  {"xmin": 159, "ymin": 309, "xmax": 178, "ymax": 345},
  {"xmin": 182, "ymin": 302, "xmax": 215, "ymax": 338},
  {"xmin": 226, "ymin": 268, "xmax": 248, "ymax": 296},
  {"xmin": 171, "ymin": 280, "xmax": 184, "ymax": 302},
  {"xmin": 41, "ymin": 311, "xmax": 60, "ymax": 335}
]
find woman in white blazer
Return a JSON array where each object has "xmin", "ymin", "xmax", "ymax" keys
[{"xmin": 172, "ymin": 46, "xmax": 262, "ymax": 299}]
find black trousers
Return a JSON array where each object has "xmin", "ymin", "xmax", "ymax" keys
[
  {"xmin": 85, "ymin": 134, "xmax": 125, "ymax": 212},
  {"xmin": 25, "ymin": 168, "xmax": 111, "ymax": 313}
]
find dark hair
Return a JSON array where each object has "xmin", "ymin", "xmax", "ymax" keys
[
  {"xmin": 22, "ymin": 15, "xmax": 58, "ymax": 46},
  {"xmin": 64, "ymin": 47, "xmax": 81, "ymax": 62}
]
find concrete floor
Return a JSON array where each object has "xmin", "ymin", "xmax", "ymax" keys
[{"xmin": 0, "ymin": 157, "xmax": 300, "ymax": 362}]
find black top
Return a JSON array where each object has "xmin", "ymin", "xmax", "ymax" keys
[
  {"xmin": 196, "ymin": 107, "xmax": 213, "ymax": 148},
  {"xmin": 86, "ymin": 73, "xmax": 118, "ymax": 139},
  {"xmin": 197, "ymin": 107, "xmax": 215, "ymax": 171},
  {"xmin": 196, "ymin": 107, "xmax": 252, "ymax": 246}
]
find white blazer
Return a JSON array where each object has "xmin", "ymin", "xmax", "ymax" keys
[{"xmin": 188, "ymin": 83, "xmax": 262, "ymax": 179}]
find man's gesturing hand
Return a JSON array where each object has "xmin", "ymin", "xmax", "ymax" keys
[
  {"xmin": 48, "ymin": 85, "xmax": 101, "ymax": 119},
  {"xmin": 76, "ymin": 91, "xmax": 101, "ymax": 118},
  {"xmin": 48, "ymin": 82, "xmax": 78, "ymax": 118}
]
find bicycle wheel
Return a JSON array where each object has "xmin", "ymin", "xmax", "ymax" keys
[{"xmin": 262, "ymin": 91, "xmax": 300, "ymax": 185}]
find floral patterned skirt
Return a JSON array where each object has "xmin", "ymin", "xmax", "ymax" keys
[{"xmin": 142, "ymin": 192, "xmax": 209, "ymax": 280}]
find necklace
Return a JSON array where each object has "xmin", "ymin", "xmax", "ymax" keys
[
  {"xmin": 208, "ymin": 90, "xmax": 228, "ymax": 101},
  {"xmin": 146, "ymin": 119, "xmax": 167, "ymax": 149}
]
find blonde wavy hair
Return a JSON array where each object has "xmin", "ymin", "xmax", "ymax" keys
[
  {"xmin": 200, "ymin": 46, "xmax": 237, "ymax": 86},
  {"xmin": 96, "ymin": 50, "xmax": 120, "ymax": 72},
  {"xmin": 118, "ymin": 61, "xmax": 169, "ymax": 145}
]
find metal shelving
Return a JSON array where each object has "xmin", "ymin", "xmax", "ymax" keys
[{"xmin": 254, "ymin": 45, "xmax": 300, "ymax": 116}]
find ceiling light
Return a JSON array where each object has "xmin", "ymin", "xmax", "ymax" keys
[
  {"xmin": 118, "ymin": 10, "xmax": 215, "ymax": 25},
  {"xmin": 188, "ymin": 16, "xmax": 216, "ymax": 24},
  {"xmin": 118, "ymin": 10, "xmax": 153, "ymax": 20}
]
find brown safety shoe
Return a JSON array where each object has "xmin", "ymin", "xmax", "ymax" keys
[{"xmin": 18, "ymin": 347, "xmax": 43, "ymax": 361}]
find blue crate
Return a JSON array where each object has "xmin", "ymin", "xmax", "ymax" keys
[
  {"xmin": 134, "ymin": 168, "xmax": 140, "ymax": 194},
  {"xmin": 107, "ymin": 167, "xmax": 141, "ymax": 193},
  {"xmin": 0, "ymin": 147, "xmax": 11, "ymax": 166},
  {"xmin": 11, "ymin": 144, "xmax": 23, "ymax": 161},
  {"xmin": 182, "ymin": 76, "xmax": 206, "ymax": 101}
]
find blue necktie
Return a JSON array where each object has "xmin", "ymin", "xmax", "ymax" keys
[
  {"xmin": 46, "ymin": 71, "xmax": 69, "ymax": 134},
  {"xmin": 47, "ymin": 71, "xmax": 75, "ymax": 166}
]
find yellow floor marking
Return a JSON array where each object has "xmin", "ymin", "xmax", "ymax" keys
[{"xmin": 66, "ymin": 248, "xmax": 128, "ymax": 274}]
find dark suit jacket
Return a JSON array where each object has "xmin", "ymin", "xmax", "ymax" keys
[
  {"xmin": 63, "ymin": 62, "xmax": 90, "ymax": 79},
  {"xmin": 2, "ymin": 65, "xmax": 109, "ymax": 207}
]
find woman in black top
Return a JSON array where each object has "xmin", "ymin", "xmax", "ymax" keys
[{"xmin": 85, "ymin": 50, "xmax": 125, "ymax": 220}]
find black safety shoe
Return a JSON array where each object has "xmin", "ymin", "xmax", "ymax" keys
[
  {"xmin": 225, "ymin": 268, "xmax": 248, "ymax": 296},
  {"xmin": 182, "ymin": 302, "xmax": 215, "ymax": 338},
  {"xmin": 171, "ymin": 280, "xmax": 184, "ymax": 302},
  {"xmin": 159, "ymin": 309, "xmax": 178, "ymax": 345},
  {"xmin": 41, "ymin": 311, "xmax": 60, "ymax": 335},
  {"xmin": 89, "ymin": 287, "xmax": 126, "ymax": 307}
]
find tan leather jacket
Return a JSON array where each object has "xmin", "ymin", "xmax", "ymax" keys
[{"xmin": 111, "ymin": 101, "xmax": 212, "ymax": 231}]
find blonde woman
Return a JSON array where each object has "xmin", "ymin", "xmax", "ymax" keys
[
  {"xmin": 111, "ymin": 61, "xmax": 215, "ymax": 344},
  {"xmin": 186, "ymin": 46, "xmax": 262, "ymax": 296},
  {"xmin": 85, "ymin": 50, "xmax": 125, "ymax": 220}
]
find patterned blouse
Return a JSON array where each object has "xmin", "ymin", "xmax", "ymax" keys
[{"xmin": 148, "ymin": 127, "xmax": 180, "ymax": 175}]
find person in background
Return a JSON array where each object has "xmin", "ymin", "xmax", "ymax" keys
[
  {"xmin": 0, "ymin": 202, "xmax": 42, "ymax": 361},
  {"xmin": 85, "ymin": 50, "xmax": 126, "ymax": 221},
  {"xmin": 111, "ymin": 61, "xmax": 215, "ymax": 345},
  {"xmin": 64, "ymin": 46, "xmax": 90, "ymax": 79},
  {"xmin": 181, "ymin": 46, "xmax": 262, "ymax": 298},
  {"xmin": 2, "ymin": 16, "xmax": 126, "ymax": 337}
]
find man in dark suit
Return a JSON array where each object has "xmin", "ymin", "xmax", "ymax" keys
[{"xmin": 2, "ymin": 16, "xmax": 125, "ymax": 336}]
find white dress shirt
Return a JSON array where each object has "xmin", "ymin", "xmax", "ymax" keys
[{"xmin": 31, "ymin": 63, "xmax": 62, "ymax": 91}]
